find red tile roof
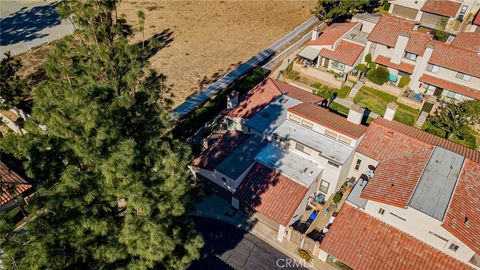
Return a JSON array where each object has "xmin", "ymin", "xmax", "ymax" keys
[
  {"xmin": 375, "ymin": 55, "xmax": 415, "ymax": 74},
  {"xmin": 405, "ymin": 31, "xmax": 433, "ymax": 55},
  {"xmin": 429, "ymin": 41, "xmax": 480, "ymax": 77},
  {"xmin": 360, "ymin": 149, "xmax": 433, "ymax": 208},
  {"xmin": 420, "ymin": 74, "xmax": 480, "ymax": 99},
  {"xmin": 474, "ymin": 10, "xmax": 480, "ymax": 26},
  {"xmin": 368, "ymin": 15, "xmax": 416, "ymax": 47},
  {"xmin": 225, "ymin": 79, "xmax": 324, "ymax": 119},
  {"xmin": 450, "ymin": 32, "xmax": 480, "ymax": 53},
  {"xmin": 234, "ymin": 162, "xmax": 308, "ymax": 226},
  {"xmin": 0, "ymin": 161, "xmax": 32, "ymax": 207},
  {"xmin": 320, "ymin": 204, "xmax": 471, "ymax": 270},
  {"xmin": 442, "ymin": 159, "xmax": 480, "ymax": 255},
  {"xmin": 306, "ymin": 22, "xmax": 357, "ymax": 46},
  {"xmin": 225, "ymin": 79, "xmax": 282, "ymax": 119},
  {"xmin": 270, "ymin": 79, "xmax": 324, "ymax": 104},
  {"xmin": 358, "ymin": 118, "xmax": 480, "ymax": 163},
  {"xmin": 192, "ymin": 131, "xmax": 250, "ymax": 170},
  {"xmin": 421, "ymin": 0, "xmax": 461, "ymax": 17},
  {"xmin": 319, "ymin": 40, "xmax": 365, "ymax": 66},
  {"xmin": 288, "ymin": 103, "xmax": 368, "ymax": 139}
]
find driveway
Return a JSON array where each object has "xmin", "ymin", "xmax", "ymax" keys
[{"xmin": 189, "ymin": 217, "xmax": 309, "ymax": 270}]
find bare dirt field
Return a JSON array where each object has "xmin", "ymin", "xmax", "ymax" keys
[
  {"xmin": 17, "ymin": 0, "xmax": 316, "ymax": 106},
  {"xmin": 119, "ymin": 0, "xmax": 316, "ymax": 106}
]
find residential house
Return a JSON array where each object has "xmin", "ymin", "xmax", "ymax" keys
[
  {"xmin": 0, "ymin": 161, "xmax": 32, "ymax": 212},
  {"xmin": 388, "ymin": 0, "xmax": 480, "ymax": 32},
  {"xmin": 191, "ymin": 79, "xmax": 368, "ymax": 242},
  {"xmin": 317, "ymin": 105, "xmax": 480, "ymax": 269}
]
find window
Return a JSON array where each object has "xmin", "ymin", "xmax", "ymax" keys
[
  {"xmin": 355, "ymin": 159, "xmax": 362, "ymax": 170},
  {"xmin": 378, "ymin": 208, "xmax": 385, "ymax": 215},
  {"xmin": 320, "ymin": 180, "xmax": 330, "ymax": 194},
  {"xmin": 301, "ymin": 120, "xmax": 313, "ymax": 129},
  {"xmin": 427, "ymin": 64, "xmax": 439, "ymax": 73},
  {"xmin": 449, "ymin": 243, "xmax": 459, "ymax": 252},
  {"xmin": 324, "ymin": 129, "xmax": 338, "ymax": 139},
  {"xmin": 328, "ymin": 160, "xmax": 340, "ymax": 168},
  {"xmin": 221, "ymin": 177, "xmax": 227, "ymax": 183},
  {"xmin": 331, "ymin": 60, "xmax": 345, "ymax": 71},
  {"xmin": 390, "ymin": 212, "xmax": 406, "ymax": 221},
  {"xmin": 455, "ymin": 72, "xmax": 471, "ymax": 81},
  {"xmin": 295, "ymin": 142, "xmax": 311, "ymax": 155},
  {"xmin": 338, "ymin": 135, "xmax": 352, "ymax": 145},
  {"xmin": 446, "ymin": 91, "xmax": 456, "ymax": 99},
  {"xmin": 289, "ymin": 114, "xmax": 301, "ymax": 123},
  {"xmin": 404, "ymin": 52, "xmax": 417, "ymax": 61}
]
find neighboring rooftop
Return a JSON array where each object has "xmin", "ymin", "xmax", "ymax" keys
[
  {"xmin": 320, "ymin": 204, "xmax": 471, "ymax": 270},
  {"xmin": 343, "ymin": 29, "xmax": 369, "ymax": 45},
  {"xmin": 306, "ymin": 22, "xmax": 358, "ymax": 46},
  {"xmin": 0, "ymin": 161, "xmax": 32, "ymax": 207},
  {"xmin": 319, "ymin": 40, "xmax": 365, "ymax": 66},
  {"xmin": 215, "ymin": 135, "xmax": 267, "ymax": 179},
  {"xmin": 442, "ymin": 159, "xmax": 480, "ymax": 255},
  {"xmin": 450, "ymin": 32, "xmax": 480, "ymax": 53},
  {"xmin": 191, "ymin": 131, "xmax": 250, "ymax": 170},
  {"xmin": 420, "ymin": 74, "xmax": 480, "ymax": 101},
  {"xmin": 375, "ymin": 55, "xmax": 415, "ymax": 74},
  {"xmin": 255, "ymin": 144, "xmax": 322, "ymax": 187},
  {"xmin": 409, "ymin": 147, "xmax": 464, "ymax": 221},
  {"xmin": 405, "ymin": 30, "xmax": 433, "ymax": 56},
  {"xmin": 288, "ymin": 103, "xmax": 368, "ymax": 139},
  {"xmin": 273, "ymin": 120, "xmax": 354, "ymax": 164},
  {"xmin": 234, "ymin": 162, "xmax": 308, "ymax": 226},
  {"xmin": 429, "ymin": 41, "xmax": 480, "ymax": 78},
  {"xmin": 270, "ymin": 79, "xmax": 324, "ymax": 104},
  {"xmin": 421, "ymin": 0, "xmax": 461, "ymax": 17},
  {"xmin": 352, "ymin": 13, "xmax": 381, "ymax": 24},
  {"xmin": 368, "ymin": 15, "xmax": 416, "ymax": 47}
]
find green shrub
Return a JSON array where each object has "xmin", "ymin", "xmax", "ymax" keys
[
  {"xmin": 287, "ymin": 70, "xmax": 300, "ymax": 80},
  {"xmin": 383, "ymin": 0, "xmax": 390, "ymax": 10},
  {"xmin": 355, "ymin": 64, "xmax": 366, "ymax": 72},
  {"xmin": 367, "ymin": 67, "xmax": 389, "ymax": 85},
  {"xmin": 368, "ymin": 61, "xmax": 376, "ymax": 70},
  {"xmin": 365, "ymin": 53, "xmax": 372, "ymax": 64},
  {"xmin": 333, "ymin": 191, "xmax": 343, "ymax": 204},
  {"xmin": 398, "ymin": 76, "xmax": 411, "ymax": 88}
]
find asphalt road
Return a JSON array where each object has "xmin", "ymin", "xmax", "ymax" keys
[{"xmin": 188, "ymin": 217, "xmax": 308, "ymax": 270}]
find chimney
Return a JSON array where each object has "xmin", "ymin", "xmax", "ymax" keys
[
  {"xmin": 391, "ymin": 32, "xmax": 409, "ymax": 64},
  {"xmin": 311, "ymin": 26, "xmax": 319, "ymax": 40},
  {"xmin": 227, "ymin": 90, "xmax": 239, "ymax": 109},
  {"xmin": 384, "ymin": 102, "xmax": 398, "ymax": 121},
  {"xmin": 347, "ymin": 104, "xmax": 364, "ymax": 125}
]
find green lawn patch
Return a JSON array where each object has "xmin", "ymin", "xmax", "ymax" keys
[
  {"xmin": 329, "ymin": 102, "xmax": 349, "ymax": 116},
  {"xmin": 311, "ymin": 83, "xmax": 351, "ymax": 99},
  {"xmin": 422, "ymin": 121, "xmax": 447, "ymax": 138}
]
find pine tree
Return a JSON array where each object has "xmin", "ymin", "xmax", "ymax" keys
[{"xmin": 0, "ymin": 1, "xmax": 203, "ymax": 269}]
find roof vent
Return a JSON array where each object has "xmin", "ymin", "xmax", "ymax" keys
[
  {"xmin": 384, "ymin": 131, "xmax": 394, "ymax": 138},
  {"xmin": 279, "ymin": 97, "xmax": 288, "ymax": 104},
  {"xmin": 465, "ymin": 217, "xmax": 470, "ymax": 227}
]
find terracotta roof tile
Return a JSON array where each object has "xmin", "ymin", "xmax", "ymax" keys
[
  {"xmin": 420, "ymin": 74, "xmax": 480, "ymax": 99},
  {"xmin": 288, "ymin": 103, "xmax": 368, "ymax": 139},
  {"xmin": 375, "ymin": 55, "xmax": 415, "ymax": 74},
  {"xmin": 0, "ymin": 161, "xmax": 32, "ymax": 207},
  {"xmin": 319, "ymin": 40, "xmax": 365, "ymax": 66},
  {"xmin": 234, "ymin": 162, "xmax": 308, "ymax": 225},
  {"xmin": 360, "ymin": 149, "xmax": 433, "ymax": 208},
  {"xmin": 320, "ymin": 204, "xmax": 471, "ymax": 270},
  {"xmin": 442, "ymin": 159, "xmax": 480, "ymax": 255},
  {"xmin": 450, "ymin": 32, "xmax": 480, "ymax": 53},
  {"xmin": 421, "ymin": 0, "xmax": 461, "ymax": 17},
  {"xmin": 429, "ymin": 41, "xmax": 480, "ymax": 77},
  {"xmin": 191, "ymin": 131, "xmax": 250, "ymax": 170},
  {"xmin": 405, "ymin": 31, "xmax": 433, "ymax": 55},
  {"xmin": 368, "ymin": 15, "xmax": 416, "ymax": 47},
  {"xmin": 270, "ymin": 79, "xmax": 324, "ymax": 104},
  {"xmin": 474, "ymin": 10, "xmax": 480, "ymax": 26},
  {"xmin": 306, "ymin": 22, "xmax": 357, "ymax": 46},
  {"xmin": 357, "ymin": 118, "xmax": 480, "ymax": 163}
]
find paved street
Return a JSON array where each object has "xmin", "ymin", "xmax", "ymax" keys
[{"xmin": 189, "ymin": 217, "xmax": 309, "ymax": 270}]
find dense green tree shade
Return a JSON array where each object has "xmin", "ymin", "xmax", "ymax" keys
[
  {"xmin": 0, "ymin": 52, "xmax": 28, "ymax": 110},
  {"xmin": 313, "ymin": 0, "xmax": 370, "ymax": 19},
  {"xmin": 0, "ymin": 1, "xmax": 203, "ymax": 269},
  {"xmin": 428, "ymin": 100, "xmax": 480, "ymax": 140}
]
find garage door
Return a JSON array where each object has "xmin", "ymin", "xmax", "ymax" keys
[
  {"xmin": 392, "ymin": 4, "xmax": 418, "ymax": 20},
  {"xmin": 421, "ymin": 12, "xmax": 446, "ymax": 27}
]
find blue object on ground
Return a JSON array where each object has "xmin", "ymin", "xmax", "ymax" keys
[
  {"xmin": 389, "ymin": 74, "xmax": 398, "ymax": 82},
  {"xmin": 309, "ymin": 212, "xmax": 318, "ymax": 220},
  {"xmin": 413, "ymin": 93, "xmax": 421, "ymax": 100}
]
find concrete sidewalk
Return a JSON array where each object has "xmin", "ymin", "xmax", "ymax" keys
[{"xmin": 192, "ymin": 195, "xmax": 338, "ymax": 270}]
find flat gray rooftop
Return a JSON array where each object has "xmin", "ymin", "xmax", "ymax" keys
[
  {"xmin": 343, "ymin": 29, "xmax": 369, "ymax": 45},
  {"xmin": 255, "ymin": 144, "xmax": 322, "ymax": 187},
  {"xmin": 298, "ymin": 46, "xmax": 320, "ymax": 61},
  {"xmin": 352, "ymin": 13, "xmax": 381, "ymax": 24},
  {"xmin": 245, "ymin": 95, "xmax": 302, "ymax": 137},
  {"xmin": 216, "ymin": 135, "xmax": 267, "ymax": 179},
  {"xmin": 347, "ymin": 181, "xmax": 368, "ymax": 209},
  {"xmin": 409, "ymin": 147, "xmax": 464, "ymax": 221},
  {"xmin": 273, "ymin": 120, "xmax": 354, "ymax": 164}
]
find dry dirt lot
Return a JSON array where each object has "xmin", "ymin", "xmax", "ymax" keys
[{"xmin": 18, "ymin": 0, "xmax": 316, "ymax": 106}]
